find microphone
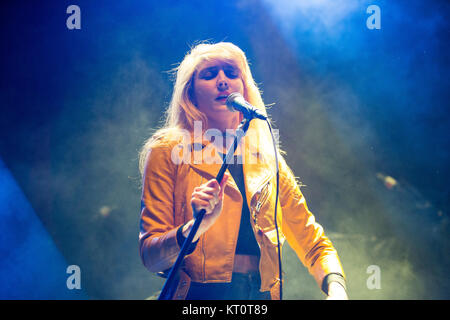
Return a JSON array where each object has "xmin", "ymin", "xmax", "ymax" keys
[{"xmin": 226, "ymin": 92, "xmax": 267, "ymax": 120}]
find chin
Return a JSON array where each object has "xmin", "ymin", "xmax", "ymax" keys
[{"xmin": 213, "ymin": 103, "xmax": 230, "ymax": 111}]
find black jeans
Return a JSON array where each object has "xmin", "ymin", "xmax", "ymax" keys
[{"xmin": 185, "ymin": 272, "xmax": 271, "ymax": 300}]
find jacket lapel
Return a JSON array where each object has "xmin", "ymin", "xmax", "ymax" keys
[{"xmin": 185, "ymin": 134, "xmax": 274, "ymax": 202}]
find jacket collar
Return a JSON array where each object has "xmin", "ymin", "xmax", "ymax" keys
[{"xmin": 184, "ymin": 135, "xmax": 274, "ymax": 199}]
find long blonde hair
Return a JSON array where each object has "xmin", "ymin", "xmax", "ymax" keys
[{"xmin": 139, "ymin": 42, "xmax": 276, "ymax": 174}]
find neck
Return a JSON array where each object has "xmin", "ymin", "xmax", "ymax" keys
[
  {"xmin": 206, "ymin": 116, "xmax": 240, "ymax": 133},
  {"xmin": 205, "ymin": 116, "xmax": 245, "ymax": 154}
]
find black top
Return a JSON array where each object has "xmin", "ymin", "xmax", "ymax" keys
[{"xmin": 223, "ymin": 154, "xmax": 260, "ymax": 256}]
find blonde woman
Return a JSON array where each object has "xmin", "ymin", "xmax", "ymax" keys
[{"xmin": 139, "ymin": 42, "xmax": 347, "ymax": 300}]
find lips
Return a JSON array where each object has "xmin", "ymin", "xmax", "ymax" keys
[{"xmin": 215, "ymin": 93, "xmax": 230, "ymax": 101}]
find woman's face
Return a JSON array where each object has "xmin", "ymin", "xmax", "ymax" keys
[{"xmin": 192, "ymin": 58, "xmax": 244, "ymax": 130}]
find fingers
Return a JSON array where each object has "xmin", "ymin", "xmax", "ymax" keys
[
  {"xmin": 191, "ymin": 197, "xmax": 214, "ymax": 214},
  {"xmin": 192, "ymin": 191, "xmax": 216, "ymax": 207},
  {"xmin": 193, "ymin": 186, "xmax": 218, "ymax": 196},
  {"xmin": 191, "ymin": 189, "xmax": 218, "ymax": 214},
  {"xmin": 193, "ymin": 178, "xmax": 222, "ymax": 198},
  {"xmin": 191, "ymin": 175, "xmax": 230, "ymax": 214},
  {"xmin": 218, "ymin": 174, "xmax": 230, "ymax": 197}
]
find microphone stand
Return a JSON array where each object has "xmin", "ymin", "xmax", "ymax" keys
[{"xmin": 158, "ymin": 114, "xmax": 256, "ymax": 300}]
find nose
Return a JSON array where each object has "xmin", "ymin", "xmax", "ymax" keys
[{"xmin": 217, "ymin": 70, "xmax": 229, "ymax": 91}]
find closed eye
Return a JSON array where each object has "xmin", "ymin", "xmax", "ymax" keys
[
  {"xmin": 224, "ymin": 68, "xmax": 239, "ymax": 79},
  {"xmin": 198, "ymin": 65, "xmax": 240, "ymax": 80},
  {"xmin": 199, "ymin": 67, "xmax": 219, "ymax": 80}
]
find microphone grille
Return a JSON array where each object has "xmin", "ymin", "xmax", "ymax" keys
[{"xmin": 226, "ymin": 92, "xmax": 243, "ymax": 112}]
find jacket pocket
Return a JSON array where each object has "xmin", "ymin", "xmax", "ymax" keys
[{"xmin": 263, "ymin": 227, "xmax": 286, "ymax": 246}]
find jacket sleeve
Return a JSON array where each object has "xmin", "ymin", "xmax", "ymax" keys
[
  {"xmin": 139, "ymin": 144, "xmax": 182, "ymax": 273},
  {"xmin": 278, "ymin": 156, "xmax": 346, "ymax": 290}
]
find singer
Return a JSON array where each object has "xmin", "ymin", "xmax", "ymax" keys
[{"xmin": 138, "ymin": 42, "xmax": 347, "ymax": 300}]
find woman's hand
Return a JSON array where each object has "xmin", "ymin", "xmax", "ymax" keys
[{"xmin": 183, "ymin": 174, "xmax": 230, "ymax": 241}]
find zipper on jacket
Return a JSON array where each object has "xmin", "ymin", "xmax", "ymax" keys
[
  {"xmin": 255, "ymin": 181, "xmax": 270, "ymax": 213},
  {"xmin": 251, "ymin": 179, "xmax": 271, "ymax": 227}
]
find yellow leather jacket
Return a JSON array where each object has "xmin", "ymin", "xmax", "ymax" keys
[{"xmin": 139, "ymin": 134, "xmax": 345, "ymax": 299}]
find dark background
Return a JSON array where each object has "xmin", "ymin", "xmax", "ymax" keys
[{"xmin": 0, "ymin": 0, "xmax": 448, "ymax": 299}]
